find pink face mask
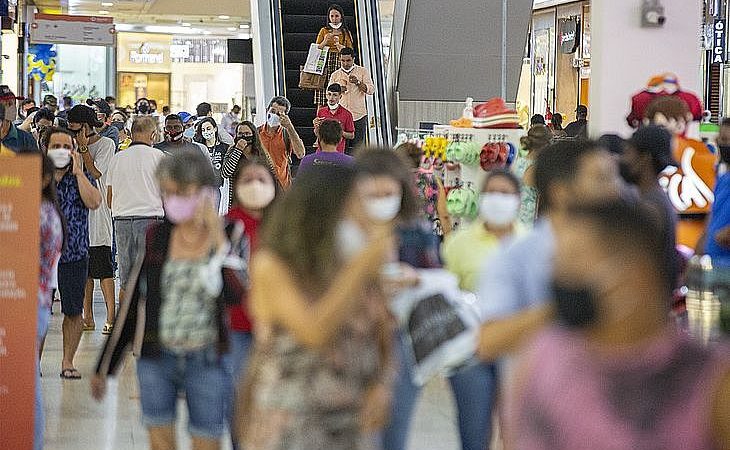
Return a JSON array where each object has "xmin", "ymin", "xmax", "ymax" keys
[{"xmin": 163, "ymin": 192, "xmax": 202, "ymax": 224}]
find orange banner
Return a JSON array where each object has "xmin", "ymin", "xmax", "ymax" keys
[{"xmin": 0, "ymin": 155, "xmax": 41, "ymax": 450}]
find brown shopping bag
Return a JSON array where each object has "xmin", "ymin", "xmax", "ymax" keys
[{"xmin": 299, "ymin": 66, "xmax": 327, "ymax": 91}]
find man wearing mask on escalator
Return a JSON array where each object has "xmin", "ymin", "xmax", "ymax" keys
[
  {"xmin": 258, "ymin": 96, "xmax": 306, "ymax": 189},
  {"xmin": 330, "ymin": 47, "xmax": 375, "ymax": 153}
]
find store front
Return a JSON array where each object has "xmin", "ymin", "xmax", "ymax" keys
[
  {"xmin": 116, "ymin": 32, "xmax": 253, "ymax": 117},
  {"xmin": 116, "ymin": 32, "xmax": 172, "ymax": 110},
  {"xmin": 520, "ymin": 0, "xmax": 590, "ymax": 123}
]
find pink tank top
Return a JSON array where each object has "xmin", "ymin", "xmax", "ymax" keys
[{"xmin": 511, "ymin": 327, "xmax": 729, "ymax": 450}]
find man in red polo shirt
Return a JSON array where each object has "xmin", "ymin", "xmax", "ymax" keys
[{"xmin": 313, "ymin": 84, "xmax": 355, "ymax": 153}]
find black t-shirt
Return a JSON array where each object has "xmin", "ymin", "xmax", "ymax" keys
[{"xmin": 565, "ymin": 119, "xmax": 588, "ymax": 138}]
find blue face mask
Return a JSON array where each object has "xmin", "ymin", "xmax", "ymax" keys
[{"xmin": 183, "ymin": 127, "xmax": 195, "ymax": 139}]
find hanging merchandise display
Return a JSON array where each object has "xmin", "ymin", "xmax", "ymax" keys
[
  {"xmin": 471, "ymin": 98, "xmax": 521, "ymax": 129},
  {"xmin": 446, "ymin": 181, "xmax": 480, "ymax": 220}
]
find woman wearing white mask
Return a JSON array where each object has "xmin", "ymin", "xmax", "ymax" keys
[
  {"xmin": 195, "ymin": 117, "xmax": 229, "ymax": 212},
  {"xmin": 313, "ymin": 4, "xmax": 354, "ymax": 107},
  {"xmin": 236, "ymin": 161, "xmax": 417, "ymax": 449},
  {"xmin": 224, "ymin": 157, "xmax": 281, "ymax": 450},
  {"xmin": 436, "ymin": 169, "xmax": 522, "ymax": 450}
]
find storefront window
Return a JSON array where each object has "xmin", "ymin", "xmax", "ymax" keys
[{"xmin": 41, "ymin": 44, "xmax": 109, "ymax": 103}]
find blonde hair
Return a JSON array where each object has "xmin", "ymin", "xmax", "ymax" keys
[{"xmin": 521, "ymin": 124, "xmax": 552, "ymax": 153}]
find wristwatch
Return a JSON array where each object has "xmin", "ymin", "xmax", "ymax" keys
[{"xmin": 78, "ymin": 145, "xmax": 89, "ymax": 154}]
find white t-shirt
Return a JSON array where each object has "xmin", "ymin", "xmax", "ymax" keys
[
  {"xmin": 107, "ymin": 144, "xmax": 165, "ymax": 218},
  {"xmin": 88, "ymin": 136, "xmax": 116, "ymax": 247}
]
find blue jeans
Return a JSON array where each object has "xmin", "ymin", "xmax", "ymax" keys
[
  {"xmin": 136, "ymin": 346, "xmax": 230, "ymax": 439},
  {"xmin": 223, "ymin": 331, "xmax": 253, "ymax": 450},
  {"xmin": 382, "ymin": 332, "xmax": 498, "ymax": 450},
  {"xmin": 35, "ymin": 306, "xmax": 51, "ymax": 450}
]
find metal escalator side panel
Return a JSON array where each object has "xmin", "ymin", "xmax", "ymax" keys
[
  {"xmin": 251, "ymin": 0, "xmax": 286, "ymax": 120},
  {"xmin": 355, "ymin": 0, "xmax": 391, "ymax": 146},
  {"xmin": 386, "ymin": 0, "xmax": 409, "ymax": 142}
]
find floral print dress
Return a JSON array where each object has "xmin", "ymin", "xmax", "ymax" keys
[{"xmin": 236, "ymin": 288, "xmax": 392, "ymax": 450}]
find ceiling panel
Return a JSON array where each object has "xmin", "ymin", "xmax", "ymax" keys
[{"xmin": 32, "ymin": 0, "xmax": 251, "ymax": 35}]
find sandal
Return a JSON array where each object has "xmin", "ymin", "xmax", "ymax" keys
[
  {"xmin": 60, "ymin": 368, "xmax": 81, "ymax": 380},
  {"xmin": 102, "ymin": 322, "xmax": 114, "ymax": 335},
  {"xmin": 83, "ymin": 321, "xmax": 95, "ymax": 332}
]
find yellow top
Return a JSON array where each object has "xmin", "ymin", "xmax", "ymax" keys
[
  {"xmin": 316, "ymin": 27, "xmax": 354, "ymax": 52},
  {"xmin": 0, "ymin": 145, "xmax": 16, "ymax": 156},
  {"xmin": 442, "ymin": 221, "xmax": 523, "ymax": 292}
]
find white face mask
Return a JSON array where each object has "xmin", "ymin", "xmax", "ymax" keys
[
  {"xmin": 336, "ymin": 219, "xmax": 368, "ymax": 261},
  {"xmin": 364, "ymin": 195, "xmax": 402, "ymax": 222},
  {"xmin": 47, "ymin": 148, "xmax": 72, "ymax": 169},
  {"xmin": 202, "ymin": 128, "xmax": 216, "ymax": 141},
  {"xmin": 330, "ymin": 22, "xmax": 342, "ymax": 30},
  {"xmin": 183, "ymin": 127, "xmax": 195, "ymax": 139},
  {"xmin": 236, "ymin": 181, "xmax": 276, "ymax": 210},
  {"xmin": 341, "ymin": 65, "xmax": 354, "ymax": 74},
  {"xmin": 267, "ymin": 112, "xmax": 281, "ymax": 128},
  {"xmin": 328, "ymin": 102, "xmax": 340, "ymax": 111},
  {"xmin": 479, "ymin": 193, "xmax": 520, "ymax": 227}
]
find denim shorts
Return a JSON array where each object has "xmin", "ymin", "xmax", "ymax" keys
[
  {"xmin": 136, "ymin": 346, "xmax": 230, "ymax": 439},
  {"xmin": 114, "ymin": 217, "xmax": 161, "ymax": 288}
]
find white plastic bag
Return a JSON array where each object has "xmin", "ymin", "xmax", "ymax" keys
[{"xmin": 390, "ymin": 269, "xmax": 481, "ymax": 386}]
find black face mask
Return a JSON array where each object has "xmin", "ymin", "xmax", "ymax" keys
[
  {"xmin": 619, "ymin": 161, "xmax": 640, "ymax": 185},
  {"xmin": 552, "ymin": 281, "xmax": 598, "ymax": 329},
  {"xmin": 236, "ymin": 134, "xmax": 255, "ymax": 144},
  {"xmin": 137, "ymin": 104, "xmax": 149, "ymax": 114},
  {"xmin": 719, "ymin": 145, "xmax": 730, "ymax": 165}
]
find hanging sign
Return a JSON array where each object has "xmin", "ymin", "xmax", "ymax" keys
[
  {"xmin": 559, "ymin": 18, "xmax": 580, "ymax": 54},
  {"xmin": 31, "ymin": 14, "xmax": 115, "ymax": 46},
  {"xmin": 712, "ymin": 17, "xmax": 727, "ymax": 65}
]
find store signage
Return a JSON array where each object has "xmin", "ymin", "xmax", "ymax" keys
[
  {"xmin": 130, "ymin": 42, "xmax": 164, "ymax": 64},
  {"xmin": 0, "ymin": 156, "xmax": 41, "ymax": 450},
  {"xmin": 712, "ymin": 17, "xmax": 727, "ymax": 65},
  {"xmin": 31, "ymin": 14, "xmax": 115, "ymax": 46},
  {"xmin": 659, "ymin": 139, "xmax": 716, "ymax": 214},
  {"xmin": 170, "ymin": 44, "xmax": 190, "ymax": 59},
  {"xmin": 559, "ymin": 18, "xmax": 580, "ymax": 54}
]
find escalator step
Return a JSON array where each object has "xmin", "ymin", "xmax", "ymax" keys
[
  {"xmin": 283, "ymin": 14, "xmax": 331, "ymax": 33},
  {"xmin": 286, "ymin": 88, "xmax": 315, "ymax": 106},
  {"xmin": 289, "ymin": 106, "xmax": 317, "ymax": 126},
  {"xmin": 283, "ymin": 33, "xmax": 321, "ymax": 52},
  {"xmin": 284, "ymin": 50, "xmax": 310, "ymax": 69}
]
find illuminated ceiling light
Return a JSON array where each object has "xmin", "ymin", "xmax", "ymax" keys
[
  {"xmin": 203, "ymin": 30, "xmax": 212, "ymax": 35},
  {"xmin": 226, "ymin": 27, "xmax": 236, "ymax": 31},
  {"xmin": 115, "ymin": 23, "xmax": 135, "ymax": 31},
  {"xmin": 98, "ymin": 10, "xmax": 110, "ymax": 14},
  {"xmin": 218, "ymin": 15, "xmax": 230, "ymax": 20},
  {"xmin": 181, "ymin": 22, "xmax": 191, "ymax": 27},
  {"xmin": 144, "ymin": 25, "xmax": 204, "ymax": 34},
  {"xmin": 237, "ymin": 33, "xmax": 251, "ymax": 39},
  {"xmin": 101, "ymin": 2, "xmax": 114, "ymax": 7},
  {"xmin": 239, "ymin": 23, "xmax": 249, "ymax": 29}
]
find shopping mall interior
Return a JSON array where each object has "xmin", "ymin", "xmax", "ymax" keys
[{"xmin": 1, "ymin": 0, "xmax": 729, "ymax": 449}]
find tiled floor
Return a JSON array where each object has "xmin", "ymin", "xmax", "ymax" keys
[{"xmin": 41, "ymin": 287, "xmax": 462, "ymax": 450}]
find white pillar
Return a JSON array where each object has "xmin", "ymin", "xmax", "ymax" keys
[
  {"xmin": 250, "ymin": 0, "xmax": 277, "ymax": 126},
  {"xmin": 589, "ymin": 0, "xmax": 702, "ymax": 137}
]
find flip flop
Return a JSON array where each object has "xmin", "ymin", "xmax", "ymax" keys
[
  {"xmin": 102, "ymin": 322, "xmax": 114, "ymax": 335},
  {"xmin": 60, "ymin": 368, "xmax": 81, "ymax": 380},
  {"xmin": 83, "ymin": 322, "xmax": 96, "ymax": 332}
]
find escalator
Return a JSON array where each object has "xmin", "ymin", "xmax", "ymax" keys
[
  {"xmin": 255, "ymin": 0, "xmax": 391, "ymax": 158},
  {"xmin": 278, "ymin": 0, "xmax": 360, "ymax": 153}
]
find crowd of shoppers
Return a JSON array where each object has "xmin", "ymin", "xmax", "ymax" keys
[{"xmin": 3, "ymin": 45, "xmax": 730, "ymax": 450}]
